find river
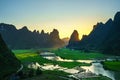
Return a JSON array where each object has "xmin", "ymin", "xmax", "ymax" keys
[
  {"xmin": 81, "ymin": 62, "xmax": 120, "ymax": 80},
  {"xmin": 39, "ymin": 52, "xmax": 120, "ymax": 80}
]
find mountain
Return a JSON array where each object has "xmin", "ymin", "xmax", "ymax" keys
[
  {"xmin": 48, "ymin": 29, "xmax": 65, "ymax": 48},
  {"xmin": 0, "ymin": 34, "xmax": 20, "ymax": 79},
  {"xmin": 67, "ymin": 30, "xmax": 79, "ymax": 49},
  {"xmin": 0, "ymin": 23, "xmax": 65, "ymax": 49},
  {"xmin": 62, "ymin": 37, "xmax": 70, "ymax": 46},
  {"xmin": 77, "ymin": 18, "xmax": 113, "ymax": 51},
  {"xmin": 67, "ymin": 12, "xmax": 120, "ymax": 55},
  {"xmin": 102, "ymin": 12, "xmax": 120, "ymax": 55}
]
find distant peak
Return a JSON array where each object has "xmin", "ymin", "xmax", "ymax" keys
[
  {"xmin": 73, "ymin": 30, "xmax": 78, "ymax": 33},
  {"xmin": 0, "ymin": 23, "xmax": 16, "ymax": 30},
  {"xmin": 93, "ymin": 22, "xmax": 104, "ymax": 30},
  {"xmin": 0, "ymin": 23, "xmax": 11, "ymax": 25},
  {"xmin": 108, "ymin": 18, "xmax": 112, "ymax": 22},
  {"xmin": 53, "ymin": 29, "xmax": 58, "ymax": 32},
  {"xmin": 0, "ymin": 23, "xmax": 16, "ymax": 27},
  {"xmin": 97, "ymin": 22, "xmax": 104, "ymax": 25},
  {"xmin": 114, "ymin": 11, "xmax": 120, "ymax": 22},
  {"xmin": 50, "ymin": 29, "xmax": 59, "ymax": 35},
  {"xmin": 115, "ymin": 11, "xmax": 120, "ymax": 16},
  {"xmin": 22, "ymin": 26, "xmax": 28, "ymax": 29},
  {"xmin": 41, "ymin": 30, "xmax": 45, "ymax": 34},
  {"xmin": 105, "ymin": 18, "xmax": 113, "ymax": 24},
  {"xmin": 33, "ymin": 30, "xmax": 36, "ymax": 33},
  {"xmin": 69, "ymin": 30, "xmax": 79, "ymax": 42},
  {"xmin": 21, "ymin": 26, "xmax": 28, "ymax": 30},
  {"xmin": 36, "ymin": 30, "xmax": 39, "ymax": 34},
  {"xmin": 50, "ymin": 29, "xmax": 59, "ymax": 38}
]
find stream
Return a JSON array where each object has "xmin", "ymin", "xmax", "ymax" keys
[
  {"xmin": 81, "ymin": 63, "xmax": 120, "ymax": 80},
  {"xmin": 29, "ymin": 52, "xmax": 120, "ymax": 80}
]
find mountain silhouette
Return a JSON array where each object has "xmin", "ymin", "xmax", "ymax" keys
[
  {"xmin": 67, "ymin": 30, "xmax": 79, "ymax": 49},
  {"xmin": 67, "ymin": 12, "xmax": 120, "ymax": 55},
  {"xmin": 0, "ymin": 33, "xmax": 20, "ymax": 79},
  {"xmin": 0, "ymin": 23, "xmax": 65, "ymax": 49},
  {"xmin": 62, "ymin": 37, "xmax": 69, "ymax": 46}
]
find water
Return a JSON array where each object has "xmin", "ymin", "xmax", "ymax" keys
[
  {"xmin": 41, "ymin": 52, "xmax": 93, "ymax": 63},
  {"xmin": 40, "ymin": 52, "xmax": 120, "ymax": 80},
  {"xmin": 81, "ymin": 63, "xmax": 120, "ymax": 80},
  {"xmin": 28, "ymin": 62, "xmax": 79, "ymax": 74}
]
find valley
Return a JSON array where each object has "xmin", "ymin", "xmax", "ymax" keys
[{"xmin": 12, "ymin": 48, "xmax": 120, "ymax": 80}]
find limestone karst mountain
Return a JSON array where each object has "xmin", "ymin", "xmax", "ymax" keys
[
  {"xmin": 67, "ymin": 12, "xmax": 120, "ymax": 55},
  {"xmin": 0, "ymin": 34, "xmax": 20, "ymax": 79},
  {"xmin": 67, "ymin": 30, "xmax": 79, "ymax": 49},
  {"xmin": 62, "ymin": 37, "xmax": 69, "ymax": 46},
  {"xmin": 0, "ymin": 23, "xmax": 65, "ymax": 49}
]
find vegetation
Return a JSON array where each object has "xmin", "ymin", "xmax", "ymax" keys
[
  {"xmin": 102, "ymin": 61, "xmax": 120, "ymax": 71},
  {"xmin": 13, "ymin": 49, "xmax": 90, "ymax": 69},
  {"xmin": 13, "ymin": 50, "xmax": 72, "ymax": 80},
  {"xmin": 0, "ymin": 34, "xmax": 20, "ymax": 79},
  {"xmin": 22, "ymin": 70, "xmax": 70, "ymax": 80},
  {"xmin": 16, "ymin": 67, "xmax": 70, "ymax": 80},
  {"xmin": 81, "ymin": 76, "xmax": 111, "ymax": 80},
  {"xmin": 52, "ymin": 48, "xmax": 108, "ymax": 60},
  {"xmin": 13, "ymin": 49, "xmax": 115, "ymax": 80},
  {"xmin": 12, "ymin": 49, "xmax": 37, "ymax": 54}
]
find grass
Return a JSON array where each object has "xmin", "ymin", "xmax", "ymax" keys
[
  {"xmin": 81, "ymin": 76, "xmax": 111, "ymax": 80},
  {"xmin": 13, "ymin": 49, "xmax": 90, "ymax": 69},
  {"xmin": 102, "ymin": 61, "xmax": 120, "ymax": 71},
  {"xmin": 23, "ymin": 70, "xmax": 70, "ymax": 80},
  {"xmin": 0, "ymin": 67, "xmax": 18, "ymax": 80},
  {"xmin": 22, "ymin": 70, "xmax": 112, "ymax": 80},
  {"xmin": 13, "ymin": 49, "xmax": 89, "ymax": 79},
  {"xmin": 52, "ymin": 48, "xmax": 108, "ymax": 60},
  {"xmin": 13, "ymin": 49, "xmax": 113, "ymax": 80},
  {"xmin": 12, "ymin": 49, "xmax": 37, "ymax": 54}
]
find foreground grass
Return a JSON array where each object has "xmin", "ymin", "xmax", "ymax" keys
[
  {"xmin": 52, "ymin": 48, "xmax": 108, "ymax": 60},
  {"xmin": 13, "ymin": 49, "xmax": 112, "ymax": 80},
  {"xmin": 0, "ymin": 67, "xmax": 18, "ymax": 80},
  {"xmin": 22, "ymin": 70, "xmax": 70, "ymax": 80},
  {"xmin": 13, "ymin": 50, "xmax": 90, "ymax": 69},
  {"xmin": 102, "ymin": 61, "xmax": 120, "ymax": 71},
  {"xmin": 12, "ymin": 49, "xmax": 37, "ymax": 54},
  {"xmin": 81, "ymin": 76, "xmax": 111, "ymax": 80}
]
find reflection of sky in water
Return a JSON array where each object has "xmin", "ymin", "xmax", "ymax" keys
[
  {"xmin": 81, "ymin": 63, "xmax": 115, "ymax": 80},
  {"xmin": 28, "ymin": 62, "xmax": 79, "ymax": 74},
  {"xmin": 40, "ymin": 52, "xmax": 119, "ymax": 80},
  {"xmin": 41, "ymin": 52, "xmax": 93, "ymax": 63}
]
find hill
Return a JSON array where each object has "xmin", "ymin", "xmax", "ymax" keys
[
  {"xmin": 0, "ymin": 24, "xmax": 65, "ymax": 49},
  {"xmin": 67, "ymin": 12, "xmax": 120, "ymax": 55},
  {"xmin": 0, "ymin": 34, "xmax": 20, "ymax": 79}
]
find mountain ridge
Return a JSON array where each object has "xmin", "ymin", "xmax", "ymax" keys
[
  {"xmin": 0, "ymin": 23, "xmax": 65, "ymax": 49},
  {"xmin": 0, "ymin": 33, "xmax": 20, "ymax": 79},
  {"xmin": 67, "ymin": 12, "xmax": 120, "ymax": 55}
]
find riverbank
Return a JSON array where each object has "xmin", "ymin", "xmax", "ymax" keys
[
  {"xmin": 51, "ymin": 48, "xmax": 109, "ymax": 60},
  {"xmin": 81, "ymin": 76, "xmax": 112, "ymax": 80},
  {"xmin": 14, "ymin": 51, "xmax": 90, "ymax": 69},
  {"xmin": 22, "ymin": 70, "xmax": 71, "ymax": 80},
  {"xmin": 12, "ymin": 49, "xmax": 117, "ymax": 80},
  {"xmin": 102, "ymin": 61, "xmax": 120, "ymax": 71}
]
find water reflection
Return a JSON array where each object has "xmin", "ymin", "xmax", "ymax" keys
[
  {"xmin": 28, "ymin": 62, "xmax": 79, "ymax": 74},
  {"xmin": 81, "ymin": 63, "xmax": 115, "ymax": 80},
  {"xmin": 40, "ymin": 52, "xmax": 93, "ymax": 63},
  {"xmin": 40, "ymin": 52, "xmax": 120, "ymax": 80}
]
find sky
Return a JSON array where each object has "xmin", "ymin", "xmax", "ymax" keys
[{"xmin": 0, "ymin": 0, "xmax": 120, "ymax": 39}]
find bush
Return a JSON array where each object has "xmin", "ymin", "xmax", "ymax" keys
[
  {"xmin": 36, "ymin": 67, "xmax": 42, "ymax": 75},
  {"xmin": 28, "ymin": 69, "xmax": 35, "ymax": 77}
]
